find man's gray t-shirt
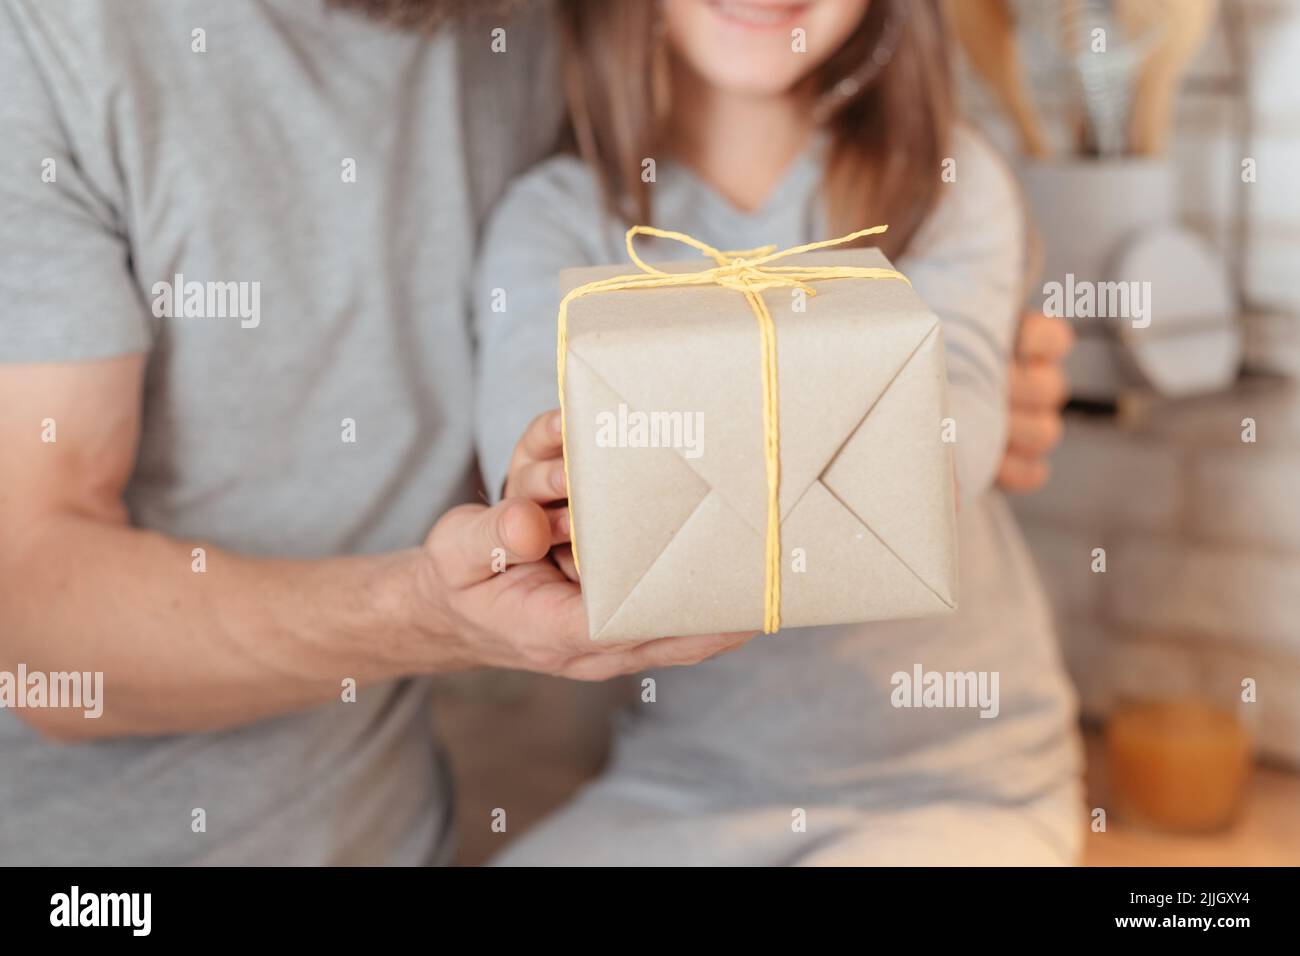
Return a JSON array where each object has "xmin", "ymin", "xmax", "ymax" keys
[{"xmin": 0, "ymin": 0, "xmax": 558, "ymax": 864}]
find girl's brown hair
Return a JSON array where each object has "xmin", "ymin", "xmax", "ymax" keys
[{"xmin": 556, "ymin": 0, "xmax": 955, "ymax": 260}]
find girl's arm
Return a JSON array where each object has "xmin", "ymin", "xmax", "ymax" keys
[
  {"xmin": 900, "ymin": 128, "xmax": 1028, "ymax": 505},
  {"xmin": 473, "ymin": 161, "xmax": 608, "ymax": 501}
]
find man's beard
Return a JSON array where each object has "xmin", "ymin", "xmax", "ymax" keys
[{"xmin": 329, "ymin": 0, "xmax": 531, "ymax": 32}]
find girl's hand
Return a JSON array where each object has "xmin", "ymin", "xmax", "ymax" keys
[
  {"xmin": 999, "ymin": 311, "xmax": 1073, "ymax": 493},
  {"xmin": 503, "ymin": 410, "xmax": 574, "ymax": 576}
]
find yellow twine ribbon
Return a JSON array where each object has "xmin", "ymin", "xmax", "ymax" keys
[{"xmin": 557, "ymin": 225, "xmax": 910, "ymax": 634}]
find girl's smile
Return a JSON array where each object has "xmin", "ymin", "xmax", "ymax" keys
[
  {"xmin": 704, "ymin": 1, "xmax": 815, "ymax": 32},
  {"xmin": 666, "ymin": 0, "xmax": 870, "ymax": 98}
]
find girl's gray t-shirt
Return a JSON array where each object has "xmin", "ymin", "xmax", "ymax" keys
[{"xmin": 474, "ymin": 131, "xmax": 1081, "ymax": 813}]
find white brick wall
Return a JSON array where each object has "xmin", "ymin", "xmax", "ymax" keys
[
  {"xmin": 1013, "ymin": 419, "xmax": 1185, "ymax": 532},
  {"xmin": 1190, "ymin": 449, "xmax": 1300, "ymax": 550},
  {"xmin": 1108, "ymin": 536, "xmax": 1300, "ymax": 656},
  {"xmin": 1012, "ymin": 380, "xmax": 1300, "ymax": 766}
]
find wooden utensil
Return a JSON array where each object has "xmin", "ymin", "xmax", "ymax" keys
[
  {"xmin": 1117, "ymin": 0, "xmax": 1217, "ymax": 155},
  {"xmin": 948, "ymin": 0, "xmax": 1052, "ymax": 158}
]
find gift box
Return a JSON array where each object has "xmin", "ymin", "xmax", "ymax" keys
[{"xmin": 557, "ymin": 229, "xmax": 958, "ymax": 641}]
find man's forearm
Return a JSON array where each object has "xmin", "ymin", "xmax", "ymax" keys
[{"xmin": 0, "ymin": 512, "xmax": 447, "ymax": 741}]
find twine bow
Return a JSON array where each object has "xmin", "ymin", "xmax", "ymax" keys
[{"xmin": 557, "ymin": 225, "xmax": 910, "ymax": 634}]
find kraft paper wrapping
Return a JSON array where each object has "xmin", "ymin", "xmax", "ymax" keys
[{"xmin": 560, "ymin": 247, "xmax": 958, "ymax": 641}]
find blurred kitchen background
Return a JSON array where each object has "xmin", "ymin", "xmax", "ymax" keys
[
  {"xmin": 435, "ymin": 0, "xmax": 1300, "ymax": 865},
  {"xmin": 956, "ymin": 0, "xmax": 1300, "ymax": 864}
]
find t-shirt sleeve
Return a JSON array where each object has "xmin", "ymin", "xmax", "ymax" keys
[
  {"xmin": 0, "ymin": 0, "xmax": 151, "ymax": 363},
  {"xmin": 472, "ymin": 162, "xmax": 605, "ymax": 502},
  {"xmin": 901, "ymin": 126, "xmax": 1027, "ymax": 504}
]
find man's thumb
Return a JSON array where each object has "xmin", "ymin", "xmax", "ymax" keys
[{"xmin": 429, "ymin": 499, "xmax": 551, "ymax": 587}]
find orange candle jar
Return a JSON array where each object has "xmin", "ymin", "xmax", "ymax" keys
[{"xmin": 1104, "ymin": 697, "xmax": 1253, "ymax": 833}]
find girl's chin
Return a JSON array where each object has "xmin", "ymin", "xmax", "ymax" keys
[{"xmin": 693, "ymin": 66, "xmax": 805, "ymax": 98}]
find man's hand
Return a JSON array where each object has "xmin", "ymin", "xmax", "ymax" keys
[
  {"xmin": 414, "ymin": 409, "xmax": 754, "ymax": 680},
  {"xmin": 416, "ymin": 495, "xmax": 753, "ymax": 681},
  {"xmin": 400, "ymin": 408, "xmax": 759, "ymax": 681},
  {"xmin": 502, "ymin": 407, "xmax": 577, "ymax": 578},
  {"xmin": 502, "ymin": 405, "xmax": 572, "ymax": 557},
  {"xmin": 998, "ymin": 311, "xmax": 1073, "ymax": 493}
]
